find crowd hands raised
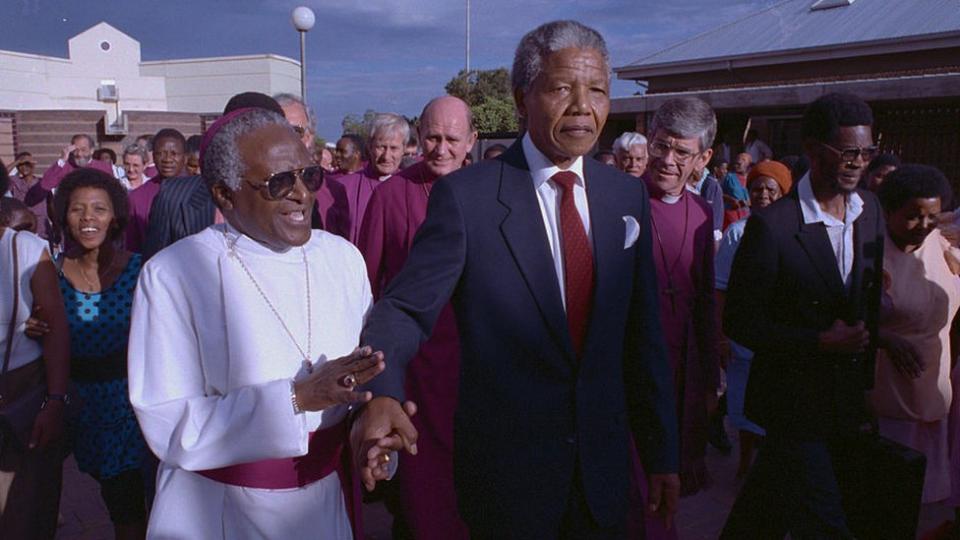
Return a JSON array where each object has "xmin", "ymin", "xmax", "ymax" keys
[{"xmin": 2, "ymin": 17, "xmax": 960, "ymax": 540}]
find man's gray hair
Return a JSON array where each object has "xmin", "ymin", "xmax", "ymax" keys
[
  {"xmin": 121, "ymin": 143, "xmax": 148, "ymax": 163},
  {"xmin": 368, "ymin": 113, "xmax": 411, "ymax": 144},
  {"xmin": 511, "ymin": 20, "xmax": 609, "ymax": 92},
  {"xmin": 613, "ymin": 132, "xmax": 648, "ymax": 154},
  {"xmin": 649, "ymin": 97, "xmax": 717, "ymax": 152},
  {"xmin": 202, "ymin": 109, "xmax": 289, "ymax": 190},
  {"xmin": 273, "ymin": 92, "xmax": 316, "ymax": 132}
]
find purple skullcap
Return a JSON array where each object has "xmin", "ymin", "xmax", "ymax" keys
[{"xmin": 199, "ymin": 107, "xmax": 255, "ymax": 168}]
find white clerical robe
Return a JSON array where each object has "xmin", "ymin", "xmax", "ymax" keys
[{"xmin": 128, "ymin": 224, "xmax": 372, "ymax": 539}]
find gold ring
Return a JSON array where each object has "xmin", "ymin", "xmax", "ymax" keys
[{"xmin": 381, "ymin": 453, "xmax": 391, "ymax": 464}]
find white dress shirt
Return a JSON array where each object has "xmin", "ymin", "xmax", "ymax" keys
[
  {"xmin": 522, "ymin": 133, "xmax": 591, "ymax": 310},
  {"xmin": 797, "ymin": 172, "xmax": 864, "ymax": 289}
]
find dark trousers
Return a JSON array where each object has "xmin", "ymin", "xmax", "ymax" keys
[
  {"xmin": 0, "ymin": 443, "xmax": 64, "ymax": 540},
  {"xmin": 468, "ymin": 469, "xmax": 625, "ymax": 540},
  {"xmin": 721, "ymin": 434, "xmax": 855, "ymax": 539}
]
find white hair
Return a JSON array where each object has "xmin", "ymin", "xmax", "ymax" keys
[
  {"xmin": 367, "ymin": 113, "xmax": 411, "ymax": 144},
  {"xmin": 612, "ymin": 132, "xmax": 648, "ymax": 154},
  {"xmin": 272, "ymin": 93, "xmax": 316, "ymax": 133}
]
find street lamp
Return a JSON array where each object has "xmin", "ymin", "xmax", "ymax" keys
[{"xmin": 291, "ymin": 6, "xmax": 315, "ymax": 101}]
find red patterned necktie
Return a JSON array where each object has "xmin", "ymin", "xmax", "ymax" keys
[{"xmin": 552, "ymin": 171, "xmax": 594, "ymax": 357}]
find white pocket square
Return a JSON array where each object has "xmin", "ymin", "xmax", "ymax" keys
[{"xmin": 623, "ymin": 215, "xmax": 640, "ymax": 249}]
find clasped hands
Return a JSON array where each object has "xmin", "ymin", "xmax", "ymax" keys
[
  {"xmin": 291, "ymin": 347, "xmax": 418, "ymax": 489},
  {"xmin": 350, "ymin": 395, "xmax": 418, "ymax": 491}
]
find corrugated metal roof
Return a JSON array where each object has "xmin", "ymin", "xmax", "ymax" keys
[{"xmin": 622, "ymin": 0, "xmax": 960, "ymax": 69}]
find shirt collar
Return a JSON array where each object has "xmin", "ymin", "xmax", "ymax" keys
[
  {"xmin": 522, "ymin": 132, "xmax": 584, "ymax": 189},
  {"xmin": 797, "ymin": 172, "xmax": 864, "ymax": 226}
]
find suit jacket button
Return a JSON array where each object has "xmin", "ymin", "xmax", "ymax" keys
[{"xmin": 565, "ymin": 436, "xmax": 575, "ymax": 445}]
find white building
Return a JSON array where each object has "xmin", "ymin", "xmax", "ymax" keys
[
  {"xmin": 0, "ymin": 21, "xmax": 301, "ymax": 167},
  {"xmin": 0, "ymin": 21, "xmax": 300, "ymax": 114}
]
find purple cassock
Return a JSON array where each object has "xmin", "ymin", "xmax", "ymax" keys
[
  {"xmin": 24, "ymin": 159, "xmax": 115, "ymax": 208},
  {"xmin": 335, "ymin": 164, "xmax": 391, "ymax": 245},
  {"xmin": 125, "ymin": 178, "xmax": 164, "ymax": 253},
  {"xmin": 9, "ymin": 176, "xmax": 51, "ymax": 238},
  {"xmin": 357, "ymin": 160, "xmax": 469, "ymax": 540},
  {"xmin": 628, "ymin": 182, "xmax": 720, "ymax": 540}
]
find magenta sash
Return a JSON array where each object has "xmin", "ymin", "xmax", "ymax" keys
[{"xmin": 196, "ymin": 421, "xmax": 363, "ymax": 537}]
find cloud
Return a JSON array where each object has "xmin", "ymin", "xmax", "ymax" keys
[{"xmin": 0, "ymin": 0, "xmax": 779, "ymax": 138}]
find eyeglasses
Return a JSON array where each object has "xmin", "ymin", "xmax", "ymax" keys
[
  {"xmin": 245, "ymin": 165, "xmax": 324, "ymax": 200},
  {"xmin": 648, "ymin": 140, "xmax": 701, "ymax": 165},
  {"xmin": 819, "ymin": 142, "xmax": 879, "ymax": 163}
]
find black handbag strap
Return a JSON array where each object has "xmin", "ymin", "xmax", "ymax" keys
[{"xmin": 2, "ymin": 231, "xmax": 22, "ymax": 401}]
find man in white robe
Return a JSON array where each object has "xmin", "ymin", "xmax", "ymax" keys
[{"xmin": 128, "ymin": 107, "xmax": 385, "ymax": 539}]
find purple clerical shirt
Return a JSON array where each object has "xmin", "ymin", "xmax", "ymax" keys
[
  {"xmin": 125, "ymin": 178, "xmax": 164, "ymax": 253},
  {"xmin": 336, "ymin": 163, "xmax": 392, "ymax": 245}
]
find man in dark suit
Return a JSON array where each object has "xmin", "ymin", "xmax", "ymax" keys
[
  {"xmin": 142, "ymin": 92, "xmax": 347, "ymax": 258},
  {"xmin": 351, "ymin": 20, "xmax": 679, "ymax": 539},
  {"xmin": 721, "ymin": 93, "xmax": 884, "ymax": 538}
]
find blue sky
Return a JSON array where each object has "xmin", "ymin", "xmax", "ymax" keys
[{"xmin": 1, "ymin": 0, "xmax": 778, "ymax": 140}]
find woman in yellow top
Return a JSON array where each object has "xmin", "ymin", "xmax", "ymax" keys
[{"xmin": 871, "ymin": 164, "xmax": 959, "ymax": 504}]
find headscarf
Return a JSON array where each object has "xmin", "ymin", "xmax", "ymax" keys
[{"xmin": 747, "ymin": 160, "xmax": 793, "ymax": 195}]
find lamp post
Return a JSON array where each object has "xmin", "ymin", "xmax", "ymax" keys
[{"xmin": 291, "ymin": 6, "xmax": 315, "ymax": 101}]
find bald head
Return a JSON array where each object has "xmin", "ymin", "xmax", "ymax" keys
[{"xmin": 418, "ymin": 96, "xmax": 478, "ymax": 179}]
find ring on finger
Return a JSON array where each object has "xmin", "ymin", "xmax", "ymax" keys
[
  {"xmin": 339, "ymin": 373, "xmax": 357, "ymax": 389},
  {"xmin": 380, "ymin": 453, "xmax": 391, "ymax": 464}
]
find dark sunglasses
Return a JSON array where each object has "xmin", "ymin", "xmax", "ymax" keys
[{"xmin": 245, "ymin": 165, "xmax": 324, "ymax": 200}]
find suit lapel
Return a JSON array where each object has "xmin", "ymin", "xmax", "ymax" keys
[
  {"xmin": 793, "ymin": 193, "xmax": 846, "ymax": 299},
  {"xmin": 497, "ymin": 142, "xmax": 575, "ymax": 359},
  {"xmin": 181, "ymin": 177, "xmax": 214, "ymax": 235},
  {"xmin": 582, "ymin": 159, "xmax": 626, "ymax": 357}
]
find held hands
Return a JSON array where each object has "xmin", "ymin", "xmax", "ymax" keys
[
  {"xmin": 24, "ymin": 305, "xmax": 50, "ymax": 340},
  {"xmin": 350, "ymin": 396, "xmax": 418, "ymax": 491},
  {"xmin": 879, "ymin": 331, "xmax": 924, "ymax": 378},
  {"xmin": 647, "ymin": 473, "xmax": 681, "ymax": 529},
  {"xmin": 818, "ymin": 319, "xmax": 869, "ymax": 355},
  {"xmin": 293, "ymin": 346, "xmax": 385, "ymax": 411}
]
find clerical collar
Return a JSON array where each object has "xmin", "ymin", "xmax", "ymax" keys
[
  {"xmin": 521, "ymin": 132, "xmax": 585, "ymax": 190},
  {"xmin": 661, "ymin": 192, "xmax": 683, "ymax": 204}
]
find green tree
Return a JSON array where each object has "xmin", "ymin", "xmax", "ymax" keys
[
  {"xmin": 340, "ymin": 109, "xmax": 377, "ymax": 140},
  {"xmin": 444, "ymin": 68, "xmax": 518, "ymax": 133}
]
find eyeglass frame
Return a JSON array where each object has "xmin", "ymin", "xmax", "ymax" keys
[
  {"xmin": 647, "ymin": 138, "xmax": 704, "ymax": 166},
  {"xmin": 818, "ymin": 141, "xmax": 879, "ymax": 164},
  {"xmin": 243, "ymin": 165, "xmax": 324, "ymax": 201}
]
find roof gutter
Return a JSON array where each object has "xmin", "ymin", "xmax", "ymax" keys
[{"xmin": 615, "ymin": 30, "xmax": 960, "ymax": 80}]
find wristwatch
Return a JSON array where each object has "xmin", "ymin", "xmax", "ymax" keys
[{"xmin": 41, "ymin": 393, "xmax": 71, "ymax": 409}]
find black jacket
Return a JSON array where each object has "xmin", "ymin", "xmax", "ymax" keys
[{"xmin": 724, "ymin": 186, "xmax": 884, "ymax": 439}]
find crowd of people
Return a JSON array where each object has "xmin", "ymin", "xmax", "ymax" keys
[{"xmin": 1, "ymin": 18, "xmax": 959, "ymax": 540}]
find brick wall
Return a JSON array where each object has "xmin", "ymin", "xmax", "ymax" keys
[{"xmin": 7, "ymin": 110, "xmax": 205, "ymax": 173}]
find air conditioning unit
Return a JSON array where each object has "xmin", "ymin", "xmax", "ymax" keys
[
  {"xmin": 104, "ymin": 114, "xmax": 128, "ymax": 136},
  {"xmin": 97, "ymin": 80, "xmax": 119, "ymax": 102}
]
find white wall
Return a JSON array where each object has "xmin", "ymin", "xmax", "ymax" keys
[
  {"xmin": 0, "ymin": 22, "xmax": 168, "ymax": 112},
  {"xmin": 140, "ymin": 54, "xmax": 301, "ymax": 113},
  {"xmin": 0, "ymin": 22, "xmax": 300, "ymax": 114}
]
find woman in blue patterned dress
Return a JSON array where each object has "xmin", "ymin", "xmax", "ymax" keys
[{"xmin": 31, "ymin": 168, "xmax": 149, "ymax": 539}]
